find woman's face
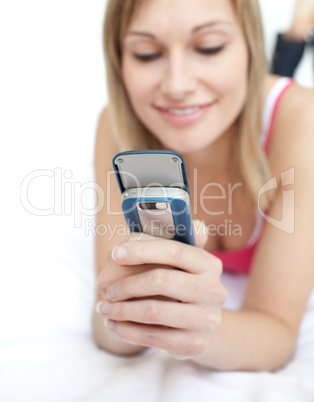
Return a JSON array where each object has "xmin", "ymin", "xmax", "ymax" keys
[{"xmin": 122, "ymin": 0, "xmax": 249, "ymax": 154}]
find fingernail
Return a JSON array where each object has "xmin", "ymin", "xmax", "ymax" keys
[
  {"xmin": 101, "ymin": 302, "xmax": 112, "ymax": 314},
  {"xmin": 96, "ymin": 302, "xmax": 111, "ymax": 315},
  {"xmin": 107, "ymin": 286, "xmax": 117, "ymax": 301},
  {"xmin": 104, "ymin": 318, "xmax": 117, "ymax": 331},
  {"xmin": 112, "ymin": 246, "xmax": 127, "ymax": 262},
  {"xmin": 95, "ymin": 301, "xmax": 102, "ymax": 314}
]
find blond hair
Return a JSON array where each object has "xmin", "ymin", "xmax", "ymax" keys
[{"xmin": 103, "ymin": 0, "xmax": 269, "ymax": 203}]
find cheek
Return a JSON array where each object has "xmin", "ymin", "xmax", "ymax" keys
[
  {"xmin": 215, "ymin": 46, "xmax": 247, "ymax": 88},
  {"xmin": 122, "ymin": 59, "xmax": 155, "ymax": 107},
  {"xmin": 210, "ymin": 47, "xmax": 248, "ymax": 111}
]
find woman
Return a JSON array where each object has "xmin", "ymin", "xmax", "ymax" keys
[{"xmin": 92, "ymin": 0, "xmax": 314, "ymax": 371}]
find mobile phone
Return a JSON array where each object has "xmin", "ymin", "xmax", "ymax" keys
[{"xmin": 112, "ymin": 150, "xmax": 195, "ymax": 245}]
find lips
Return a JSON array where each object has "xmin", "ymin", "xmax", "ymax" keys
[
  {"xmin": 155, "ymin": 102, "xmax": 214, "ymax": 126},
  {"xmin": 166, "ymin": 106, "xmax": 201, "ymax": 115},
  {"xmin": 156, "ymin": 103, "xmax": 211, "ymax": 112}
]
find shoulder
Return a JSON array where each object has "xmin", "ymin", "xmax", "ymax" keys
[
  {"xmin": 95, "ymin": 106, "xmax": 119, "ymax": 171},
  {"xmin": 94, "ymin": 107, "xmax": 126, "ymax": 274},
  {"xmin": 271, "ymin": 75, "xmax": 314, "ymax": 128},
  {"xmin": 264, "ymin": 74, "xmax": 314, "ymax": 175},
  {"xmin": 263, "ymin": 73, "xmax": 314, "ymax": 114}
]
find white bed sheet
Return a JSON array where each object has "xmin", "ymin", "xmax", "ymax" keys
[{"xmin": 1, "ymin": 235, "xmax": 314, "ymax": 402}]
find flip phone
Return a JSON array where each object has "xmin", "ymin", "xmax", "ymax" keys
[{"xmin": 112, "ymin": 150, "xmax": 195, "ymax": 245}]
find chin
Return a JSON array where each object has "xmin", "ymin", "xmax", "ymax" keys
[
  {"xmin": 159, "ymin": 138, "xmax": 209, "ymax": 155},
  {"xmin": 155, "ymin": 131, "xmax": 212, "ymax": 155},
  {"xmin": 155, "ymin": 117, "xmax": 217, "ymax": 146}
]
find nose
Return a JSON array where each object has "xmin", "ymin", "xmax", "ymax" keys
[{"xmin": 160, "ymin": 50, "xmax": 197, "ymax": 100}]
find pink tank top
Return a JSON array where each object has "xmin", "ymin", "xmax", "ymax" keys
[{"xmin": 210, "ymin": 78, "xmax": 294, "ymax": 274}]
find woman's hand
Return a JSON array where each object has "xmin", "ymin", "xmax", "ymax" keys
[{"xmin": 96, "ymin": 221, "xmax": 227, "ymax": 359}]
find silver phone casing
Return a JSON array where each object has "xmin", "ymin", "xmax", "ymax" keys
[
  {"xmin": 114, "ymin": 153, "xmax": 186, "ymax": 191},
  {"xmin": 122, "ymin": 187, "xmax": 192, "ymax": 239}
]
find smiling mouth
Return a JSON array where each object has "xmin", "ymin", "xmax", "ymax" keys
[
  {"xmin": 156, "ymin": 103, "xmax": 214, "ymax": 116},
  {"xmin": 154, "ymin": 102, "xmax": 215, "ymax": 127}
]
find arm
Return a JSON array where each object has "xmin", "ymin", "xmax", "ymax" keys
[
  {"xmin": 92, "ymin": 107, "xmax": 146, "ymax": 355},
  {"xmin": 195, "ymin": 84, "xmax": 314, "ymax": 370}
]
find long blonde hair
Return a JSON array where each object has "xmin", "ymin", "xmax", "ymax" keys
[{"xmin": 103, "ymin": 0, "xmax": 269, "ymax": 203}]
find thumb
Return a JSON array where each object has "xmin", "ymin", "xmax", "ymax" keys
[{"xmin": 192, "ymin": 219, "xmax": 208, "ymax": 249}]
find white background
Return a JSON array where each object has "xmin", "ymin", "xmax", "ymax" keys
[{"xmin": 0, "ymin": 1, "xmax": 108, "ymax": 342}]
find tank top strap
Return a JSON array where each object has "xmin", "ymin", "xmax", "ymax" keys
[{"xmin": 260, "ymin": 77, "xmax": 295, "ymax": 153}]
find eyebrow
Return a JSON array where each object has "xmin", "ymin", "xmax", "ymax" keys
[{"xmin": 126, "ymin": 20, "xmax": 234, "ymax": 38}]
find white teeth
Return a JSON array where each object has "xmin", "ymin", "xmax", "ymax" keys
[{"xmin": 168, "ymin": 107, "xmax": 200, "ymax": 115}]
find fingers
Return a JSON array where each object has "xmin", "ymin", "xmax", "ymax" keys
[
  {"xmin": 97, "ymin": 232, "xmax": 162, "ymax": 289},
  {"xmin": 193, "ymin": 219, "xmax": 208, "ymax": 249},
  {"xmin": 111, "ymin": 238, "xmax": 222, "ymax": 275},
  {"xmin": 96, "ymin": 320, "xmax": 210, "ymax": 358},
  {"xmin": 96, "ymin": 299, "xmax": 221, "ymax": 331},
  {"xmin": 124, "ymin": 219, "xmax": 208, "ymax": 249},
  {"xmin": 97, "ymin": 224, "xmax": 211, "ymax": 293},
  {"xmin": 102, "ymin": 268, "xmax": 227, "ymax": 306},
  {"xmin": 95, "ymin": 231, "xmax": 227, "ymax": 358}
]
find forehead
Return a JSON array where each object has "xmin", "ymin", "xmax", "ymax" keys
[{"xmin": 127, "ymin": 0, "xmax": 238, "ymax": 36}]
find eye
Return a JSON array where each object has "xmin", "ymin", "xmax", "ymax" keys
[
  {"xmin": 197, "ymin": 45, "xmax": 224, "ymax": 55},
  {"xmin": 133, "ymin": 53, "xmax": 161, "ymax": 62}
]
